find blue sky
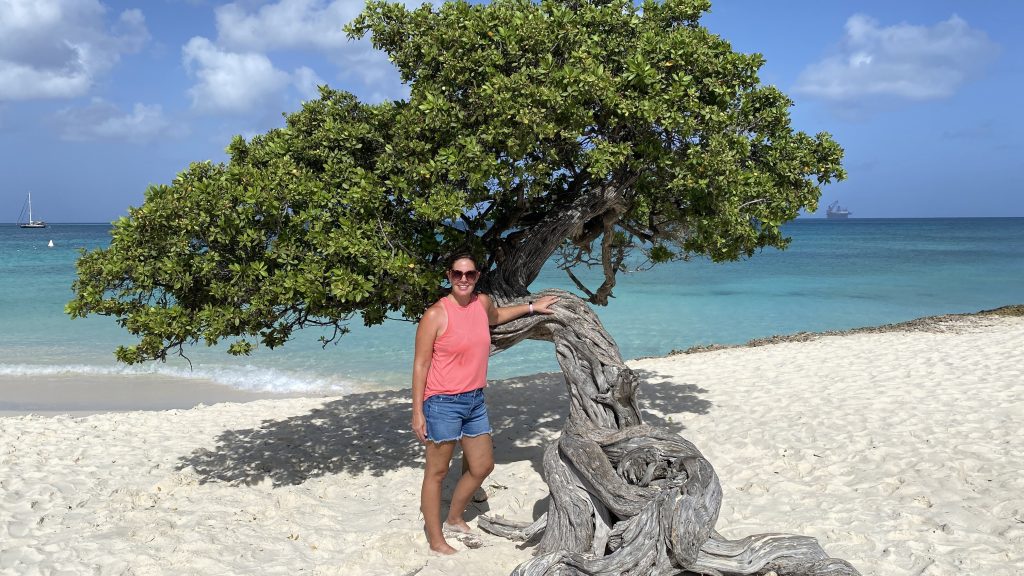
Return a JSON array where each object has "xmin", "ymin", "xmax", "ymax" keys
[{"xmin": 2, "ymin": 0, "xmax": 1021, "ymax": 223}]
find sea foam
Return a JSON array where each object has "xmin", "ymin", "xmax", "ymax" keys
[{"xmin": 0, "ymin": 363, "xmax": 359, "ymax": 395}]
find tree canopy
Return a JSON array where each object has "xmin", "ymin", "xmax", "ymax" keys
[{"xmin": 68, "ymin": 0, "xmax": 844, "ymax": 364}]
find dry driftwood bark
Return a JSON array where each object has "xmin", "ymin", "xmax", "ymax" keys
[{"xmin": 478, "ymin": 288, "xmax": 861, "ymax": 576}]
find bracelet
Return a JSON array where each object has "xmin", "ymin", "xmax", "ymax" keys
[{"xmin": 528, "ymin": 301, "xmax": 534, "ymax": 315}]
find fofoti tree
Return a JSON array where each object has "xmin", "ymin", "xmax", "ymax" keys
[{"xmin": 69, "ymin": 1, "xmax": 856, "ymax": 574}]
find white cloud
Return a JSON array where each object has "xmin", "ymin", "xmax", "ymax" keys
[
  {"xmin": 182, "ymin": 37, "xmax": 334, "ymax": 114},
  {"xmin": 183, "ymin": 36, "xmax": 293, "ymax": 114},
  {"xmin": 795, "ymin": 14, "xmax": 998, "ymax": 101},
  {"xmin": 214, "ymin": 0, "xmax": 358, "ymax": 53},
  {"xmin": 212, "ymin": 0, "xmax": 439, "ymax": 94},
  {"xmin": 214, "ymin": 0, "xmax": 439, "ymax": 52},
  {"xmin": 293, "ymin": 65, "xmax": 326, "ymax": 101},
  {"xmin": 180, "ymin": 1, "xmax": 442, "ymax": 113},
  {"xmin": 54, "ymin": 98, "xmax": 174, "ymax": 142},
  {"xmin": 0, "ymin": 60, "xmax": 92, "ymax": 100},
  {"xmin": 0, "ymin": 0, "xmax": 149, "ymax": 100}
]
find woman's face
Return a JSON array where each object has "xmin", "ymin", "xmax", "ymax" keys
[{"xmin": 448, "ymin": 257, "xmax": 479, "ymax": 297}]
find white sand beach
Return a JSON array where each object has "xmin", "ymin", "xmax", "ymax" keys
[{"xmin": 1, "ymin": 313, "xmax": 1022, "ymax": 576}]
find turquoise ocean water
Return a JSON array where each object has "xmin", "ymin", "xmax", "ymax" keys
[{"xmin": 1, "ymin": 218, "xmax": 1022, "ymax": 395}]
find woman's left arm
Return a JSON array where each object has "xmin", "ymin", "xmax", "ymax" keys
[{"xmin": 481, "ymin": 294, "xmax": 559, "ymax": 326}]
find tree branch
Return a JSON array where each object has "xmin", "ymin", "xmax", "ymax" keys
[{"xmin": 491, "ymin": 173, "xmax": 639, "ymax": 299}]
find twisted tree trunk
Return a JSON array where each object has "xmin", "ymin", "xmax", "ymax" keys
[{"xmin": 479, "ymin": 288, "xmax": 861, "ymax": 576}]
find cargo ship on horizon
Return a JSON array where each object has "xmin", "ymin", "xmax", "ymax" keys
[{"xmin": 826, "ymin": 201, "xmax": 851, "ymax": 219}]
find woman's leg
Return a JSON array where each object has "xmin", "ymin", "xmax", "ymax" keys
[
  {"xmin": 422, "ymin": 440, "xmax": 457, "ymax": 554},
  {"xmin": 462, "ymin": 456, "xmax": 489, "ymax": 502},
  {"xmin": 445, "ymin": 433, "xmax": 494, "ymax": 531}
]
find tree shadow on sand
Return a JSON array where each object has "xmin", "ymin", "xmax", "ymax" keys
[{"xmin": 178, "ymin": 368, "xmax": 711, "ymax": 488}]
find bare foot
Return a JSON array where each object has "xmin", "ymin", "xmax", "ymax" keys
[
  {"xmin": 429, "ymin": 540, "xmax": 457, "ymax": 555},
  {"xmin": 441, "ymin": 523, "xmax": 484, "ymax": 549},
  {"xmin": 472, "ymin": 487, "xmax": 488, "ymax": 502},
  {"xmin": 442, "ymin": 520, "xmax": 472, "ymax": 534}
]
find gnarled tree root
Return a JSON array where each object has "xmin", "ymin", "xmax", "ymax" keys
[{"xmin": 480, "ymin": 425, "xmax": 860, "ymax": 576}]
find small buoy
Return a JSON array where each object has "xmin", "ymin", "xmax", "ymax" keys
[{"xmin": 48, "ymin": 240, "xmax": 54, "ymax": 248}]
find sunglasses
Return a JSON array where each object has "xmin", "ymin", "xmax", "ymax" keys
[{"xmin": 448, "ymin": 269, "xmax": 480, "ymax": 281}]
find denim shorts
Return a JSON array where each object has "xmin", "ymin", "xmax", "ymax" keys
[{"xmin": 424, "ymin": 388, "xmax": 492, "ymax": 443}]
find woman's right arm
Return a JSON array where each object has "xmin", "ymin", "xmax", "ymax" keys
[{"xmin": 412, "ymin": 305, "xmax": 443, "ymax": 444}]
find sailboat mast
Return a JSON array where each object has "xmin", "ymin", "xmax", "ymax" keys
[{"xmin": 18, "ymin": 192, "xmax": 46, "ymax": 228}]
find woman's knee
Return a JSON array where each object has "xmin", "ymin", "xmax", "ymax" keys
[
  {"xmin": 468, "ymin": 457, "xmax": 494, "ymax": 479},
  {"xmin": 424, "ymin": 461, "xmax": 450, "ymax": 481},
  {"xmin": 460, "ymin": 435, "xmax": 494, "ymax": 478},
  {"xmin": 424, "ymin": 443, "xmax": 455, "ymax": 482}
]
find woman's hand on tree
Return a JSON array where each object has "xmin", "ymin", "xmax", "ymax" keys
[{"xmin": 532, "ymin": 294, "xmax": 559, "ymax": 315}]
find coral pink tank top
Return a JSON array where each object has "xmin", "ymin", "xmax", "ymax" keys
[{"xmin": 424, "ymin": 295, "xmax": 491, "ymax": 400}]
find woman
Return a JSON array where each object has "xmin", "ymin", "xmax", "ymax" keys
[{"xmin": 412, "ymin": 252, "xmax": 558, "ymax": 554}]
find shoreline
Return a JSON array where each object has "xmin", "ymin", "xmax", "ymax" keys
[
  {"xmin": 0, "ymin": 373, "xmax": 317, "ymax": 417},
  {"xmin": 0, "ymin": 311, "xmax": 1021, "ymax": 574},
  {"xmin": 3, "ymin": 304, "xmax": 1022, "ymax": 418}
]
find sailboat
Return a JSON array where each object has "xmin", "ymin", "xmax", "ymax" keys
[{"xmin": 18, "ymin": 193, "xmax": 47, "ymax": 228}]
